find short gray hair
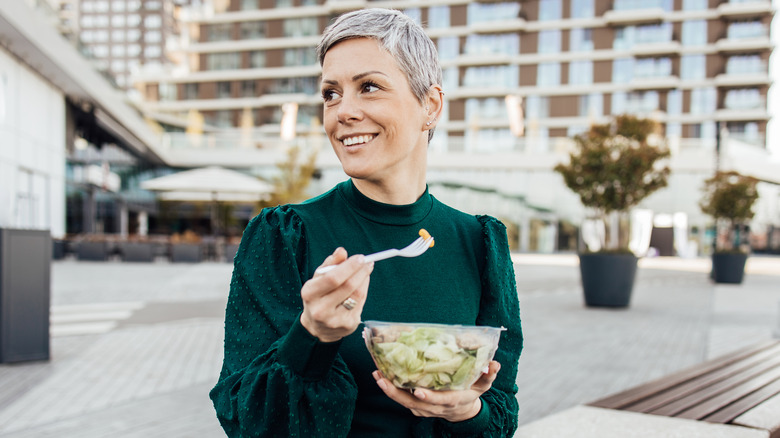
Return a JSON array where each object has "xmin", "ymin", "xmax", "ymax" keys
[{"xmin": 317, "ymin": 9, "xmax": 442, "ymax": 140}]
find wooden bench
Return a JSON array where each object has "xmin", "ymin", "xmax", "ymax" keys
[{"xmin": 589, "ymin": 339, "xmax": 780, "ymax": 438}]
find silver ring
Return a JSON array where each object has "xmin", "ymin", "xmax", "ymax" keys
[{"xmin": 342, "ymin": 297, "xmax": 357, "ymax": 310}]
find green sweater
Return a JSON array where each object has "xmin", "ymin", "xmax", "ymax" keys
[{"xmin": 210, "ymin": 180, "xmax": 523, "ymax": 437}]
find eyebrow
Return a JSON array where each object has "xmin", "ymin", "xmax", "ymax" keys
[{"xmin": 321, "ymin": 70, "xmax": 389, "ymax": 86}]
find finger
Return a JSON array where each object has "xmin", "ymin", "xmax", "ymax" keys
[
  {"xmin": 373, "ymin": 372, "xmax": 419, "ymax": 406},
  {"xmin": 470, "ymin": 361, "xmax": 501, "ymax": 394},
  {"xmin": 316, "ymin": 247, "xmax": 348, "ymax": 274}
]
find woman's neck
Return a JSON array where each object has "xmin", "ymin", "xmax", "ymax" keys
[{"xmin": 351, "ymin": 176, "xmax": 426, "ymax": 205}]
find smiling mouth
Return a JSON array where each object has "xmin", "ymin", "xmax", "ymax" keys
[{"xmin": 341, "ymin": 134, "xmax": 376, "ymax": 146}]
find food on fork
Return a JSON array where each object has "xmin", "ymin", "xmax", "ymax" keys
[{"xmin": 419, "ymin": 229, "xmax": 435, "ymax": 247}]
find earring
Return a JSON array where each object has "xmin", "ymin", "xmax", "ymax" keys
[{"xmin": 426, "ymin": 121, "xmax": 432, "ymax": 126}]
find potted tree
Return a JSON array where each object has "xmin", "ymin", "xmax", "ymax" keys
[
  {"xmin": 699, "ymin": 171, "xmax": 759, "ymax": 284},
  {"xmin": 554, "ymin": 115, "xmax": 671, "ymax": 307}
]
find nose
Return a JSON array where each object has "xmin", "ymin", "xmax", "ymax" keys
[{"xmin": 336, "ymin": 93, "xmax": 362, "ymax": 124}]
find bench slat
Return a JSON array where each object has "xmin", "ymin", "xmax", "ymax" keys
[
  {"xmin": 629, "ymin": 352, "xmax": 780, "ymax": 416},
  {"xmin": 624, "ymin": 346, "xmax": 780, "ymax": 414},
  {"xmin": 703, "ymin": 378, "xmax": 780, "ymax": 424},
  {"xmin": 673, "ymin": 366, "xmax": 780, "ymax": 420},
  {"xmin": 589, "ymin": 340, "xmax": 780, "ymax": 410}
]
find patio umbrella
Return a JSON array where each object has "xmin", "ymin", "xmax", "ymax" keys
[{"xmin": 141, "ymin": 166, "xmax": 274, "ymax": 236}]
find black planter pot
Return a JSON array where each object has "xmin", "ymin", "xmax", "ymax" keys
[
  {"xmin": 579, "ymin": 253, "xmax": 638, "ymax": 308},
  {"xmin": 711, "ymin": 253, "xmax": 748, "ymax": 284}
]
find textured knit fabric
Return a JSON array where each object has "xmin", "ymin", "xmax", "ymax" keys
[{"xmin": 210, "ymin": 180, "xmax": 523, "ymax": 437}]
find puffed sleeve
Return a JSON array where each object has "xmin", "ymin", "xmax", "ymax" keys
[
  {"xmin": 428, "ymin": 215, "xmax": 523, "ymax": 437},
  {"xmin": 209, "ymin": 206, "xmax": 358, "ymax": 437}
]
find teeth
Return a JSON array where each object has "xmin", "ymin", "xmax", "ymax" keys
[{"xmin": 342, "ymin": 135, "xmax": 373, "ymax": 146}]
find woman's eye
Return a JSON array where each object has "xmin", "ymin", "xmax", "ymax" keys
[
  {"xmin": 322, "ymin": 90, "xmax": 340, "ymax": 102},
  {"xmin": 362, "ymin": 83, "xmax": 379, "ymax": 93}
]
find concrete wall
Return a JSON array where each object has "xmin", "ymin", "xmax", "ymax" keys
[{"xmin": 0, "ymin": 47, "xmax": 66, "ymax": 237}]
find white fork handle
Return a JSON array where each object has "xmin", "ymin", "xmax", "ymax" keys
[{"xmin": 314, "ymin": 249, "xmax": 398, "ymax": 275}]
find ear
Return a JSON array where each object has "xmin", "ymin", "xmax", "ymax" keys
[{"xmin": 423, "ymin": 84, "xmax": 444, "ymax": 131}]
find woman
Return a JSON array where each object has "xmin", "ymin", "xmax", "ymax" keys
[{"xmin": 210, "ymin": 8, "xmax": 523, "ymax": 437}]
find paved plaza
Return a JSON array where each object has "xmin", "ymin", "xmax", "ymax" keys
[{"xmin": 0, "ymin": 254, "xmax": 778, "ymax": 437}]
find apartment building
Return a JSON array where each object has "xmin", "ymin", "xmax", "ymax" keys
[
  {"xmin": 131, "ymin": 0, "xmax": 779, "ymax": 252},
  {"xmin": 71, "ymin": 0, "xmax": 191, "ymax": 89}
]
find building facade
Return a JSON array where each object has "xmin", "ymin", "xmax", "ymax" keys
[{"xmin": 131, "ymin": 0, "xmax": 780, "ymax": 253}]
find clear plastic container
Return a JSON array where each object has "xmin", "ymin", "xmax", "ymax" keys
[{"xmin": 362, "ymin": 320, "xmax": 505, "ymax": 391}]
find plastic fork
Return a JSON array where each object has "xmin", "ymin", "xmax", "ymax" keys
[{"xmin": 315, "ymin": 235, "xmax": 434, "ymax": 274}]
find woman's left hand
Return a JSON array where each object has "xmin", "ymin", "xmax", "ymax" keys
[{"xmin": 372, "ymin": 361, "xmax": 501, "ymax": 423}]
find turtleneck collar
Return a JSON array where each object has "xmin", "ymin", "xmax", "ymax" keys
[{"xmin": 337, "ymin": 179, "xmax": 432, "ymax": 226}]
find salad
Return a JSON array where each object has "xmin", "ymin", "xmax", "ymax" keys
[{"xmin": 363, "ymin": 322, "xmax": 503, "ymax": 390}]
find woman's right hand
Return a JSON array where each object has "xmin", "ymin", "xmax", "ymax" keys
[{"xmin": 300, "ymin": 247, "xmax": 374, "ymax": 342}]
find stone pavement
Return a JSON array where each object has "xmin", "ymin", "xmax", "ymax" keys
[{"xmin": 0, "ymin": 255, "xmax": 777, "ymax": 437}]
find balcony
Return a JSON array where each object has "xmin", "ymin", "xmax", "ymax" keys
[
  {"xmin": 718, "ymin": 0, "xmax": 773, "ymax": 19},
  {"xmin": 715, "ymin": 36, "xmax": 773, "ymax": 52},
  {"xmin": 631, "ymin": 41, "xmax": 681, "ymax": 56},
  {"xmin": 630, "ymin": 75, "xmax": 680, "ymax": 90},
  {"xmin": 714, "ymin": 72, "xmax": 771, "ymax": 87},
  {"xmin": 325, "ymin": 0, "xmax": 366, "ymax": 12},
  {"xmin": 469, "ymin": 18, "xmax": 526, "ymax": 34},
  {"xmin": 604, "ymin": 8, "xmax": 665, "ymax": 25},
  {"xmin": 715, "ymin": 108, "xmax": 770, "ymax": 121}
]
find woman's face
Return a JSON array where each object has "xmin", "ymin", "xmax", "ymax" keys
[{"xmin": 321, "ymin": 38, "xmax": 430, "ymax": 184}]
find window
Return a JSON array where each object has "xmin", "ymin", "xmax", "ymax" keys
[
  {"xmin": 145, "ymin": 15, "xmax": 162, "ymax": 28},
  {"xmin": 525, "ymin": 95, "xmax": 549, "ymax": 118},
  {"xmin": 127, "ymin": 29, "xmax": 141, "ymax": 41},
  {"xmin": 112, "ymin": 30, "xmax": 125, "ymax": 41},
  {"xmin": 283, "ymin": 18, "xmax": 318, "ymax": 37},
  {"xmin": 579, "ymin": 93, "xmax": 602, "ymax": 117},
  {"xmin": 127, "ymin": 1, "xmax": 141, "ymax": 11},
  {"xmin": 284, "ymin": 48, "xmax": 316, "ymax": 66},
  {"xmin": 615, "ymin": 23, "xmax": 672, "ymax": 49},
  {"xmin": 680, "ymin": 54, "xmax": 706, "ymax": 80},
  {"xmin": 209, "ymin": 53, "xmax": 241, "ymax": 70},
  {"xmin": 465, "ymin": 98, "xmax": 508, "ymax": 121},
  {"xmin": 682, "ymin": 20, "xmax": 707, "ymax": 46},
  {"xmin": 467, "ymin": 2, "xmax": 521, "ymax": 25},
  {"xmin": 667, "ymin": 89, "xmax": 682, "ymax": 115},
  {"xmin": 537, "ymin": 63, "xmax": 560, "ymax": 87},
  {"xmin": 569, "ymin": 60, "xmax": 593, "ymax": 85},
  {"xmin": 82, "ymin": 2, "xmax": 94, "ymax": 13},
  {"xmin": 183, "ymin": 83, "xmax": 199, "ymax": 99},
  {"xmin": 611, "ymin": 91, "xmax": 659, "ymax": 115},
  {"xmin": 213, "ymin": 110, "xmax": 233, "ymax": 128},
  {"xmin": 159, "ymin": 83, "xmax": 177, "ymax": 101},
  {"xmin": 242, "ymin": 80, "xmax": 256, "ymax": 97},
  {"xmin": 724, "ymin": 88, "xmax": 762, "ymax": 110},
  {"xmin": 465, "ymin": 34, "xmax": 519, "ymax": 56},
  {"xmin": 240, "ymin": 21, "xmax": 265, "ymax": 39},
  {"xmin": 727, "ymin": 122, "xmax": 760, "ymax": 143},
  {"xmin": 634, "ymin": 57, "xmax": 671, "ymax": 78},
  {"xmin": 145, "ymin": 31, "xmax": 161, "ymax": 43},
  {"xmin": 569, "ymin": 28, "xmax": 593, "ymax": 52},
  {"xmin": 539, "ymin": 0, "xmax": 561, "ymax": 21},
  {"xmin": 442, "ymin": 67, "xmax": 458, "ymax": 90},
  {"xmin": 208, "ymin": 24, "xmax": 233, "ymax": 41},
  {"xmin": 726, "ymin": 55, "xmax": 763, "ymax": 75},
  {"xmin": 91, "ymin": 45, "xmax": 109, "ymax": 57},
  {"xmin": 614, "ymin": 0, "xmax": 672, "ymax": 11},
  {"xmin": 612, "ymin": 58, "xmax": 633, "ymax": 83},
  {"xmin": 94, "ymin": 30, "xmax": 108, "ymax": 42},
  {"xmin": 538, "ymin": 30, "xmax": 561, "ymax": 54},
  {"xmin": 241, "ymin": 0, "xmax": 258, "ymax": 10},
  {"xmin": 112, "ymin": 1, "xmax": 125, "ymax": 12},
  {"xmin": 127, "ymin": 44, "xmax": 141, "ymax": 56},
  {"xmin": 111, "ymin": 14, "xmax": 125, "ymax": 27},
  {"xmin": 81, "ymin": 15, "xmax": 94, "ymax": 27},
  {"xmin": 127, "ymin": 14, "xmax": 141, "ymax": 27},
  {"xmin": 682, "ymin": 0, "xmax": 707, "ymax": 10},
  {"xmin": 571, "ymin": 0, "xmax": 594, "ymax": 18},
  {"xmin": 144, "ymin": 46, "xmax": 161, "ymax": 58},
  {"xmin": 249, "ymin": 51, "xmax": 265, "ymax": 68},
  {"xmin": 689, "ymin": 87, "xmax": 717, "ymax": 114},
  {"xmin": 728, "ymin": 20, "xmax": 766, "ymax": 39},
  {"xmin": 217, "ymin": 82, "xmax": 232, "ymax": 99},
  {"xmin": 271, "ymin": 77, "xmax": 319, "ymax": 94},
  {"xmin": 463, "ymin": 65, "xmax": 518, "ymax": 88},
  {"xmin": 94, "ymin": 1, "xmax": 109, "ymax": 12},
  {"xmin": 429, "ymin": 6, "xmax": 449, "ymax": 29},
  {"xmin": 146, "ymin": 1, "xmax": 162, "ymax": 10},
  {"xmin": 112, "ymin": 45, "xmax": 126, "ymax": 56},
  {"xmin": 437, "ymin": 36, "xmax": 459, "ymax": 60}
]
